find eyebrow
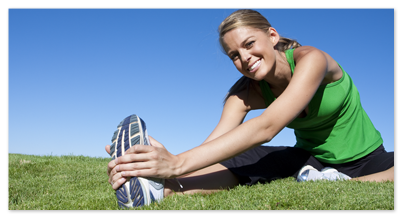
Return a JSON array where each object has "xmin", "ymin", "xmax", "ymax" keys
[{"xmin": 227, "ymin": 36, "xmax": 254, "ymax": 57}]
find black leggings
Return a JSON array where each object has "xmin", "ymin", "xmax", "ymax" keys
[{"xmin": 220, "ymin": 144, "xmax": 394, "ymax": 185}]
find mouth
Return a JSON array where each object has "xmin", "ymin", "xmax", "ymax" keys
[{"xmin": 248, "ymin": 59, "xmax": 262, "ymax": 73}]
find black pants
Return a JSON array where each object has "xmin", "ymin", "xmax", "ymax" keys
[{"xmin": 220, "ymin": 144, "xmax": 394, "ymax": 185}]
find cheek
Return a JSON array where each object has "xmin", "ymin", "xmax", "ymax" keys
[{"xmin": 233, "ymin": 61, "xmax": 242, "ymax": 71}]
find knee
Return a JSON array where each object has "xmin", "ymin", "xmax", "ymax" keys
[{"xmin": 384, "ymin": 166, "xmax": 394, "ymax": 181}]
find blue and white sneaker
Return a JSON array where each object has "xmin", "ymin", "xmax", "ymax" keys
[
  {"xmin": 109, "ymin": 114, "xmax": 164, "ymax": 208},
  {"xmin": 297, "ymin": 165, "xmax": 351, "ymax": 182}
]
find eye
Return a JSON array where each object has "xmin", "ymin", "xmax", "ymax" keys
[
  {"xmin": 229, "ymin": 53, "xmax": 239, "ymax": 61},
  {"xmin": 245, "ymin": 41, "xmax": 254, "ymax": 48}
]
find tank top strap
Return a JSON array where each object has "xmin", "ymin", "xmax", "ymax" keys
[{"xmin": 284, "ymin": 48, "xmax": 296, "ymax": 74}]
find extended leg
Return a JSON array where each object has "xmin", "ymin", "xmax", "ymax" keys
[{"xmin": 164, "ymin": 163, "xmax": 239, "ymax": 196}]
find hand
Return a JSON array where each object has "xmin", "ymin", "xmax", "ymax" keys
[
  {"xmin": 107, "ymin": 136, "xmax": 182, "ymax": 189},
  {"xmin": 105, "ymin": 145, "xmax": 126, "ymax": 190},
  {"xmin": 105, "ymin": 145, "xmax": 121, "ymax": 190}
]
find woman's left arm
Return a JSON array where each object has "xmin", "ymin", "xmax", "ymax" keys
[{"xmin": 112, "ymin": 47, "xmax": 332, "ymax": 179}]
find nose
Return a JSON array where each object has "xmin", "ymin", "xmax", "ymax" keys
[{"xmin": 240, "ymin": 50, "xmax": 251, "ymax": 63}]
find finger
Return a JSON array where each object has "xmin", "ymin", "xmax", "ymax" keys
[
  {"xmin": 107, "ymin": 159, "xmax": 117, "ymax": 176},
  {"xmin": 149, "ymin": 136, "xmax": 165, "ymax": 149},
  {"xmin": 112, "ymin": 177, "xmax": 127, "ymax": 190},
  {"xmin": 115, "ymin": 153, "xmax": 152, "ymax": 166},
  {"xmin": 109, "ymin": 163, "xmax": 121, "ymax": 178},
  {"xmin": 108, "ymin": 165, "xmax": 119, "ymax": 184},
  {"xmin": 120, "ymin": 168, "xmax": 162, "ymax": 178},
  {"xmin": 105, "ymin": 145, "xmax": 111, "ymax": 154},
  {"xmin": 116, "ymin": 162, "xmax": 152, "ymax": 173},
  {"xmin": 109, "ymin": 171, "xmax": 123, "ymax": 185},
  {"xmin": 124, "ymin": 144, "xmax": 155, "ymax": 155}
]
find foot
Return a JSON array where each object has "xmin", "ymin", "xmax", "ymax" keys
[
  {"xmin": 109, "ymin": 114, "xmax": 164, "ymax": 208},
  {"xmin": 297, "ymin": 165, "xmax": 351, "ymax": 182}
]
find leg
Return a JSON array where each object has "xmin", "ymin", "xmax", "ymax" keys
[
  {"xmin": 350, "ymin": 146, "xmax": 394, "ymax": 182},
  {"xmin": 220, "ymin": 146, "xmax": 325, "ymax": 185},
  {"xmin": 351, "ymin": 166, "xmax": 394, "ymax": 182},
  {"xmin": 163, "ymin": 163, "xmax": 239, "ymax": 197},
  {"xmin": 163, "ymin": 145, "xmax": 326, "ymax": 197}
]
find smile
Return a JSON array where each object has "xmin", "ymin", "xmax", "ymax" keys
[{"xmin": 249, "ymin": 59, "xmax": 261, "ymax": 72}]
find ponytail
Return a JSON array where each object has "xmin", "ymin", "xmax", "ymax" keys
[{"xmin": 275, "ymin": 36, "xmax": 302, "ymax": 52}]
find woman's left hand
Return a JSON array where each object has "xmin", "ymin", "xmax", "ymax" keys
[{"xmin": 111, "ymin": 136, "xmax": 182, "ymax": 179}]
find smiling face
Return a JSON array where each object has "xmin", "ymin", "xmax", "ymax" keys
[{"xmin": 222, "ymin": 26, "xmax": 280, "ymax": 81}]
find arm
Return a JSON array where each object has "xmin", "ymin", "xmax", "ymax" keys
[
  {"xmin": 202, "ymin": 81, "xmax": 266, "ymax": 144},
  {"xmin": 114, "ymin": 47, "xmax": 332, "ymax": 179},
  {"xmin": 107, "ymin": 81, "xmax": 263, "ymax": 184},
  {"xmin": 174, "ymin": 47, "xmax": 330, "ymax": 176}
]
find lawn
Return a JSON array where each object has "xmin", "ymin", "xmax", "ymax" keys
[{"xmin": 8, "ymin": 154, "xmax": 394, "ymax": 210}]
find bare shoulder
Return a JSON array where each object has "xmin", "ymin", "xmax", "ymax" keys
[
  {"xmin": 292, "ymin": 46, "xmax": 325, "ymax": 61},
  {"xmin": 292, "ymin": 46, "xmax": 343, "ymax": 84}
]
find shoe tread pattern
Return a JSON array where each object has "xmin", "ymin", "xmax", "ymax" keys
[{"xmin": 110, "ymin": 114, "xmax": 146, "ymax": 208}]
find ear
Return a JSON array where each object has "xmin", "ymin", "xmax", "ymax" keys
[{"xmin": 268, "ymin": 27, "xmax": 280, "ymax": 46}]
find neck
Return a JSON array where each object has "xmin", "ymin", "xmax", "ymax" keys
[{"xmin": 263, "ymin": 50, "xmax": 292, "ymax": 89}]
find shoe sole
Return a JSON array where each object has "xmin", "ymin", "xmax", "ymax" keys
[{"xmin": 110, "ymin": 114, "xmax": 151, "ymax": 208}]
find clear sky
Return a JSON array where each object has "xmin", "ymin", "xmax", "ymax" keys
[{"xmin": 8, "ymin": 8, "xmax": 394, "ymax": 160}]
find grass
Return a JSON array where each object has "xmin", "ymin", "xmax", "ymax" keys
[{"xmin": 9, "ymin": 153, "xmax": 394, "ymax": 210}]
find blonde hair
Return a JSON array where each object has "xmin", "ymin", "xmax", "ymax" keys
[{"xmin": 219, "ymin": 9, "xmax": 301, "ymax": 104}]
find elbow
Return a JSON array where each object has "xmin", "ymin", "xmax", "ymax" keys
[
  {"xmin": 250, "ymin": 116, "xmax": 280, "ymax": 145},
  {"xmin": 255, "ymin": 124, "xmax": 278, "ymax": 145},
  {"xmin": 260, "ymin": 129, "xmax": 275, "ymax": 144}
]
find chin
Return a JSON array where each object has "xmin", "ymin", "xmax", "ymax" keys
[
  {"xmin": 252, "ymin": 72, "xmax": 267, "ymax": 81},
  {"xmin": 251, "ymin": 76, "xmax": 263, "ymax": 81}
]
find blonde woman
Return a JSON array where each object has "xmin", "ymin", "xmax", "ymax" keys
[{"xmin": 105, "ymin": 9, "xmax": 394, "ymax": 208}]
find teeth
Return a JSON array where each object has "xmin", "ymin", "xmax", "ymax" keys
[{"xmin": 249, "ymin": 60, "xmax": 261, "ymax": 71}]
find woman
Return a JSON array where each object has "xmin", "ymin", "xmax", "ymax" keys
[{"xmin": 105, "ymin": 9, "xmax": 394, "ymax": 208}]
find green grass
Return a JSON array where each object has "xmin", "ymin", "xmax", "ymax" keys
[{"xmin": 9, "ymin": 154, "xmax": 394, "ymax": 210}]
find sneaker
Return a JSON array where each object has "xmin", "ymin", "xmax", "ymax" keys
[
  {"xmin": 109, "ymin": 114, "xmax": 164, "ymax": 208},
  {"xmin": 297, "ymin": 165, "xmax": 321, "ymax": 182},
  {"xmin": 297, "ymin": 165, "xmax": 351, "ymax": 182},
  {"xmin": 321, "ymin": 167, "xmax": 338, "ymax": 174},
  {"xmin": 321, "ymin": 167, "xmax": 352, "ymax": 181}
]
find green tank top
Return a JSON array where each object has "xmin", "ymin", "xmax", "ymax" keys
[{"xmin": 259, "ymin": 49, "xmax": 383, "ymax": 164}]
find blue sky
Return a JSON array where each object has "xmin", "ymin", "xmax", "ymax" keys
[{"xmin": 8, "ymin": 8, "xmax": 394, "ymax": 160}]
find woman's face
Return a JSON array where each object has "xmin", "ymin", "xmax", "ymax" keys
[{"xmin": 223, "ymin": 26, "xmax": 279, "ymax": 81}]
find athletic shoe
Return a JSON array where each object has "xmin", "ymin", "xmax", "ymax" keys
[
  {"xmin": 321, "ymin": 167, "xmax": 352, "ymax": 181},
  {"xmin": 297, "ymin": 165, "xmax": 351, "ymax": 182},
  {"xmin": 109, "ymin": 114, "xmax": 164, "ymax": 208}
]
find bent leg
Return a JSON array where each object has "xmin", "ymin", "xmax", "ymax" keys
[
  {"xmin": 163, "ymin": 163, "xmax": 239, "ymax": 197},
  {"xmin": 352, "ymin": 166, "xmax": 394, "ymax": 182},
  {"xmin": 350, "ymin": 147, "xmax": 394, "ymax": 182}
]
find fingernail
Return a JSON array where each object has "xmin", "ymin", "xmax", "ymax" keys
[
  {"xmin": 114, "ymin": 158, "xmax": 118, "ymax": 165},
  {"xmin": 119, "ymin": 178, "xmax": 126, "ymax": 183},
  {"xmin": 121, "ymin": 171, "xmax": 125, "ymax": 177}
]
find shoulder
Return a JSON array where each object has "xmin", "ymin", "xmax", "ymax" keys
[
  {"xmin": 292, "ymin": 46, "xmax": 327, "ymax": 62},
  {"xmin": 292, "ymin": 46, "xmax": 343, "ymax": 84}
]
